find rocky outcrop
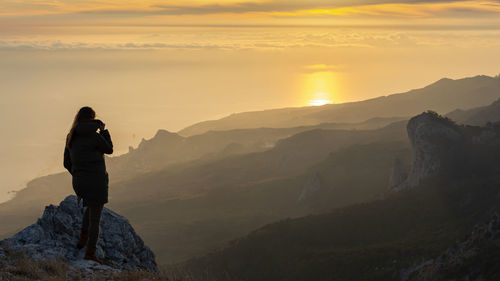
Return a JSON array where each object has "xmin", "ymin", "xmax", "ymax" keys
[
  {"xmin": 1, "ymin": 195, "xmax": 158, "ymax": 274},
  {"xmin": 393, "ymin": 111, "xmax": 500, "ymax": 192},
  {"xmin": 393, "ymin": 112, "xmax": 465, "ymax": 191},
  {"xmin": 401, "ymin": 212, "xmax": 500, "ymax": 281}
]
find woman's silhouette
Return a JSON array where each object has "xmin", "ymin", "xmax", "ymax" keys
[{"xmin": 63, "ymin": 106, "xmax": 113, "ymax": 264}]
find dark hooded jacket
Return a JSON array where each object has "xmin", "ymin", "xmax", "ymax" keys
[{"xmin": 63, "ymin": 120, "xmax": 113, "ymax": 206}]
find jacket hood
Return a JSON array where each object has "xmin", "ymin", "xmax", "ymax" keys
[{"xmin": 75, "ymin": 121, "xmax": 99, "ymax": 135}]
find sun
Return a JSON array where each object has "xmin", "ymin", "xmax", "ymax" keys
[
  {"xmin": 302, "ymin": 70, "xmax": 337, "ymax": 107},
  {"xmin": 309, "ymin": 98, "xmax": 333, "ymax": 106},
  {"xmin": 308, "ymin": 92, "xmax": 333, "ymax": 106}
]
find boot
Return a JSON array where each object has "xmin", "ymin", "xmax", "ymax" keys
[
  {"xmin": 76, "ymin": 228, "xmax": 88, "ymax": 249},
  {"xmin": 84, "ymin": 246, "xmax": 103, "ymax": 264}
]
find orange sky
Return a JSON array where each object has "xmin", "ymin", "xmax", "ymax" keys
[
  {"xmin": 1, "ymin": 1, "xmax": 500, "ymax": 17},
  {"xmin": 2, "ymin": 1, "xmax": 500, "ymax": 28},
  {"xmin": 1, "ymin": 0, "xmax": 500, "ymax": 202}
]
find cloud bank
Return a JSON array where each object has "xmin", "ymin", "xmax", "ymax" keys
[{"xmin": 1, "ymin": 0, "xmax": 500, "ymax": 17}]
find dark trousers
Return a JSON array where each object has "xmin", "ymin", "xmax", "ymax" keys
[{"xmin": 81, "ymin": 204, "xmax": 104, "ymax": 248}]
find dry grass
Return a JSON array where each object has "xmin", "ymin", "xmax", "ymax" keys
[
  {"xmin": 0, "ymin": 241, "xmax": 194, "ymax": 281},
  {"xmin": 110, "ymin": 270, "xmax": 190, "ymax": 281},
  {"xmin": 1, "ymin": 245, "xmax": 69, "ymax": 281}
]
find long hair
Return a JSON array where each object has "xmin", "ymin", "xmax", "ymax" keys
[{"xmin": 66, "ymin": 106, "xmax": 96, "ymax": 148}]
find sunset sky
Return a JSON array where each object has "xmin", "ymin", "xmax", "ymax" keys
[{"xmin": 1, "ymin": 0, "xmax": 500, "ymax": 201}]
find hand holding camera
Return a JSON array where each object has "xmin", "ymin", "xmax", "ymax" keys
[{"xmin": 95, "ymin": 119, "xmax": 106, "ymax": 132}]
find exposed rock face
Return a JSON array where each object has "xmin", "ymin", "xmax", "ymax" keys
[
  {"xmin": 393, "ymin": 112, "xmax": 464, "ymax": 191},
  {"xmin": 298, "ymin": 172, "xmax": 323, "ymax": 202},
  {"xmin": 388, "ymin": 157, "xmax": 407, "ymax": 190},
  {"xmin": 393, "ymin": 111, "xmax": 500, "ymax": 192},
  {"xmin": 401, "ymin": 212, "xmax": 500, "ymax": 281},
  {"xmin": 1, "ymin": 195, "xmax": 158, "ymax": 274}
]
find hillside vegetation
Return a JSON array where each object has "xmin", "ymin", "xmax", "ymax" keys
[
  {"xmin": 2, "ymin": 75, "xmax": 500, "ymax": 268},
  {"xmin": 182, "ymin": 113, "xmax": 500, "ymax": 281}
]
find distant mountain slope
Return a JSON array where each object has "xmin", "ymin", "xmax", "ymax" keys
[
  {"xmin": 0, "ymin": 120, "xmax": 409, "ymax": 265},
  {"xmin": 297, "ymin": 141, "xmax": 411, "ymax": 212},
  {"xmin": 109, "ymin": 116, "xmax": 406, "ymax": 180},
  {"xmin": 182, "ymin": 112, "xmax": 500, "ymax": 281},
  {"xmin": 179, "ymin": 75, "xmax": 500, "ymax": 136},
  {"xmin": 447, "ymin": 98, "xmax": 500, "ymax": 126},
  {"xmin": 105, "ymin": 122, "xmax": 408, "ymax": 263},
  {"xmin": 110, "ymin": 121, "xmax": 408, "ymax": 205},
  {"xmin": 107, "ymin": 141, "xmax": 410, "ymax": 264},
  {"xmin": 0, "ymin": 116, "xmax": 402, "ymax": 239}
]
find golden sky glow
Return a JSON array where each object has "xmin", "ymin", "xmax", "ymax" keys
[
  {"xmin": 1, "ymin": 0, "xmax": 500, "ymax": 201},
  {"xmin": 280, "ymin": 1, "xmax": 500, "ymax": 18},
  {"xmin": 303, "ymin": 70, "xmax": 337, "ymax": 106}
]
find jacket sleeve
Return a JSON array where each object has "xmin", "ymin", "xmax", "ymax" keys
[
  {"xmin": 63, "ymin": 142, "xmax": 73, "ymax": 175},
  {"xmin": 96, "ymin": 129, "xmax": 113, "ymax": 154}
]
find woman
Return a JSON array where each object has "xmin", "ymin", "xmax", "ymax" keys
[{"xmin": 63, "ymin": 106, "xmax": 113, "ymax": 264}]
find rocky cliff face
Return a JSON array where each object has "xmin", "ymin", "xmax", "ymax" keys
[
  {"xmin": 393, "ymin": 112, "xmax": 464, "ymax": 191},
  {"xmin": 394, "ymin": 111, "xmax": 500, "ymax": 192},
  {"xmin": 0, "ymin": 195, "xmax": 158, "ymax": 275},
  {"xmin": 401, "ymin": 212, "xmax": 500, "ymax": 281}
]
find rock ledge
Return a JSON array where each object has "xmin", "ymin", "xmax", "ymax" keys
[{"xmin": 1, "ymin": 195, "xmax": 158, "ymax": 274}]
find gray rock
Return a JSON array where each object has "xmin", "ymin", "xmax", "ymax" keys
[
  {"xmin": 1, "ymin": 195, "xmax": 158, "ymax": 273},
  {"xmin": 394, "ymin": 112, "xmax": 464, "ymax": 191},
  {"xmin": 394, "ymin": 111, "xmax": 500, "ymax": 192}
]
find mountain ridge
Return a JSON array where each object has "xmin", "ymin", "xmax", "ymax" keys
[
  {"xmin": 179, "ymin": 75, "xmax": 500, "ymax": 136},
  {"xmin": 181, "ymin": 110, "xmax": 500, "ymax": 281},
  {"xmin": 2, "ymin": 74, "xmax": 500, "ymax": 267}
]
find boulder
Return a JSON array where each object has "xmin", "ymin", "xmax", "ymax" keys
[{"xmin": 1, "ymin": 195, "xmax": 158, "ymax": 273}]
